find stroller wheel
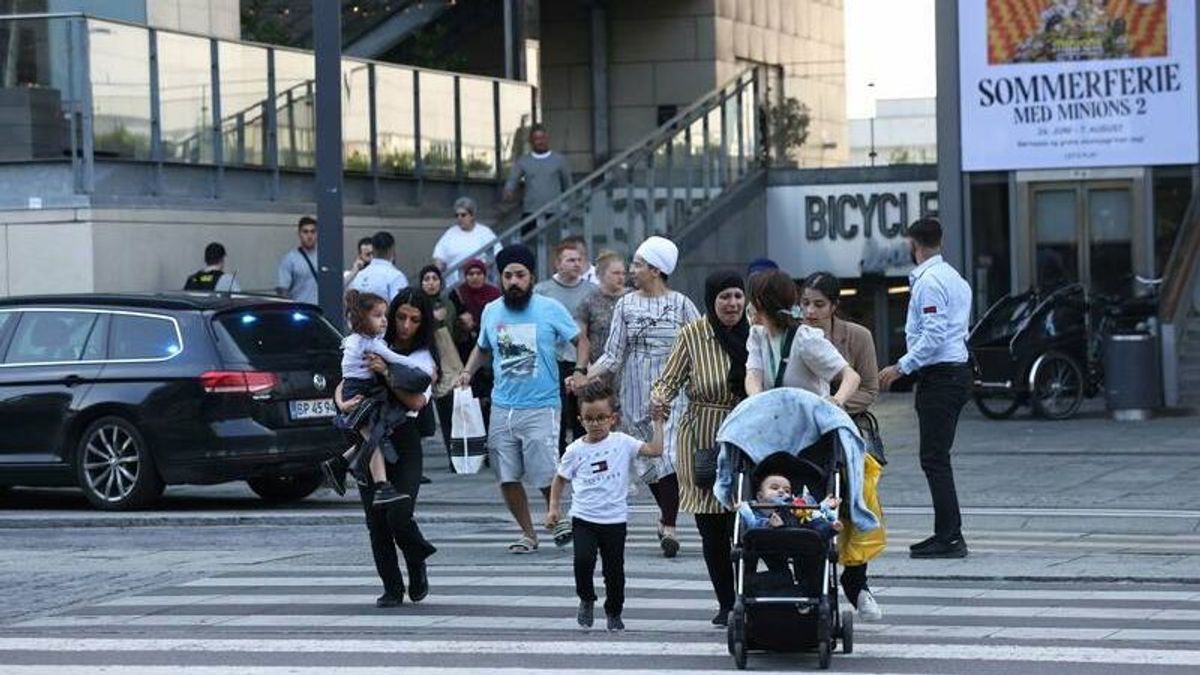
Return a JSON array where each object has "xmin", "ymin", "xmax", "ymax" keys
[
  {"xmin": 732, "ymin": 638, "xmax": 747, "ymax": 670},
  {"xmin": 727, "ymin": 605, "xmax": 745, "ymax": 655},
  {"xmin": 841, "ymin": 610, "xmax": 854, "ymax": 654},
  {"xmin": 817, "ymin": 637, "xmax": 832, "ymax": 670}
]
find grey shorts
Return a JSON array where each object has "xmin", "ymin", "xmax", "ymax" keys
[{"xmin": 488, "ymin": 405, "xmax": 561, "ymax": 488}]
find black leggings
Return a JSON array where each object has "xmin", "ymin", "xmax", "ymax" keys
[
  {"xmin": 359, "ymin": 421, "xmax": 436, "ymax": 595},
  {"xmin": 841, "ymin": 563, "xmax": 869, "ymax": 606},
  {"xmin": 694, "ymin": 512, "xmax": 735, "ymax": 611},
  {"xmin": 573, "ymin": 518, "xmax": 627, "ymax": 616},
  {"xmin": 647, "ymin": 473, "xmax": 680, "ymax": 528}
]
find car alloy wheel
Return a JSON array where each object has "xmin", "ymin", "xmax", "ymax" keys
[{"xmin": 76, "ymin": 416, "xmax": 162, "ymax": 510}]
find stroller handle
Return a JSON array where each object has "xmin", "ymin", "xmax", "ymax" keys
[{"xmin": 746, "ymin": 501, "xmax": 823, "ymax": 510}]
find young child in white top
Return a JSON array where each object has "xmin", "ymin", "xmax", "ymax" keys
[
  {"xmin": 546, "ymin": 381, "xmax": 664, "ymax": 632},
  {"xmin": 332, "ymin": 290, "xmax": 428, "ymax": 507}
]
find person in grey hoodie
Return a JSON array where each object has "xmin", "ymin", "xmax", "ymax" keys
[
  {"xmin": 504, "ymin": 125, "xmax": 573, "ymax": 235},
  {"xmin": 535, "ymin": 239, "xmax": 597, "ymax": 454}
]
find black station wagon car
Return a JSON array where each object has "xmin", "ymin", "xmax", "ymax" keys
[{"xmin": 0, "ymin": 294, "xmax": 345, "ymax": 510}]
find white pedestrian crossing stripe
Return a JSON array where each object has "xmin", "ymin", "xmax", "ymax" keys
[{"xmin": 3, "ymin": 523, "xmax": 1200, "ymax": 672}]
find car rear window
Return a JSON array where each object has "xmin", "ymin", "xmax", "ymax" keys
[
  {"xmin": 110, "ymin": 314, "xmax": 182, "ymax": 360},
  {"xmin": 212, "ymin": 307, "xmax": 342, "ymax": 365}
]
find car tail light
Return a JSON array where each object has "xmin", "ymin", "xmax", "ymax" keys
[{"xmin": 201, "ymin": 371, "xmax": 278, "ymax": 394}]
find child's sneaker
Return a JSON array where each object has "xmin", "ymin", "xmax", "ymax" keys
[
  {"xmin": 553, "ymin": 519, "xmax": 573, "ymax": 547},
  {"xmin": 372, "ymin": 484, "xmax": 405, "ymax": 508},
  {"xmin": 577, "ymin": 600, "xmax": 594, "ymax": 628},
  {"xmin": 606, "ymin": 614, "xmax": 624, "ymax": 632},
  {"xmin": 320, "ymin": 455, "xmax": 349, "ymax": 496}
]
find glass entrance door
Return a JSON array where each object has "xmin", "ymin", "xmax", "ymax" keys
[{"xmin": 1031, "ymin": 181, "xmax": 1135, "ymax": 297}]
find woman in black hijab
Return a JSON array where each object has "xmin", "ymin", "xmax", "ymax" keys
[{"xmin": 651, "ymin": 270, "xmax": 750, "ymax": 626}]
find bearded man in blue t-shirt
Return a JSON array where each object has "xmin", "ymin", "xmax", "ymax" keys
[{"xmin": 457, "ymin": 243, "xmax": 580, "ymax": 554}]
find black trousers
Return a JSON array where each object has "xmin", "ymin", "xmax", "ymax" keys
[
  {"xmin": 572, "ymin": 517, "xmax": 627, "ymax": 616},
  {"xmin": 556, "ymin": 361, "xmax": 584, "ymax": 455},
  {"xmin": 647, "ymin": 474, "xmax": 680, "ymax": 528},
  {"xmin": 359, "ymin": 421, "xmax": 436, "ymax": 595},
  {"xmin": 914, "ymin": 363, "xmax": 972, "ymax": 541},
  {"xmin": 694, "ymin": 512, "xmax": 735, "ymax": 611},
  {"xmin": 434, "ymin": 392, "xmax": 455, "ymax": 469},
  {"xmin": 841, "ymin": 563, "xmax": 869, "ymax": 607}
]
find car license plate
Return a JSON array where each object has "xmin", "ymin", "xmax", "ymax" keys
[{"xmin": 289, "ymin": 398, "xmax": 337, "ymax": 420}]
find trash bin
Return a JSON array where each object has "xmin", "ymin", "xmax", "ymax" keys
[{"xmin": 1103, "ymin": 331, "xmax": 1162, "ymax": 421}]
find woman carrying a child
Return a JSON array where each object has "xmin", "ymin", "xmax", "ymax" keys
[
  {"xmin": 334, "ymin": 288, "xmax": 439, "ymax": 608},
  {"xmin": 649, "ymin": 270, "xmax": 750, "ymax": 627}
]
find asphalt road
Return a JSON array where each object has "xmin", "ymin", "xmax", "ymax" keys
[{"xmin": 0, "ymin": 393, "xmax": 1198, "ymax": 672}]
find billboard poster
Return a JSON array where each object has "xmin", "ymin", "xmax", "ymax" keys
[
  {"xmin": 767, "ymin": 182, "xmax": 938, "ymax": 280},
  {"xmin": 960, "ymin": 0, "xmax": 1198, "ymax": 170}
]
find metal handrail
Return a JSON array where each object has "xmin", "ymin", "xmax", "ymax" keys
[
  {"xmin": 446, "ymin": 67, "xmax": 762, "ymax": 280},
  {"xmin": 1159, "ymin": 190, "xmax": 1200, "ymax": 323}
]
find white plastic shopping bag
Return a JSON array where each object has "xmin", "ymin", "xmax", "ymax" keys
[{"xmin": 450, "ymin": 388, "xmax": 488, "ymax": 474}]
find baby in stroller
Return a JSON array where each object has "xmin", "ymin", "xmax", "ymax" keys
[{"xmin": 736, "ymin": 473, "xmax": 842, "ymax": 538}]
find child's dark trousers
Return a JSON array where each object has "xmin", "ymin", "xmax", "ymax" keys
[{"xmin": 572, "ymin": 517, "xmax": 627, "ymax": 616}]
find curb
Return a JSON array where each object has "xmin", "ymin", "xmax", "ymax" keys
[{"xmin": 0, "ymin": 512, "xmax": 509, "ymax": 529}]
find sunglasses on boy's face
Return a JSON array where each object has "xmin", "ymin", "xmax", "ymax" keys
[{"xmin": 579, "ymin": 413, "xmax": 613, "ymax": 425}]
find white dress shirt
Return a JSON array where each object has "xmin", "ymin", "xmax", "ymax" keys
[
  {"xmin": 347, "ymin": 258, "xmax": 409, "ymax": 302},
  {"xmin": 898, "ymin": 254, "xmax": 971, "ymax": 375}
]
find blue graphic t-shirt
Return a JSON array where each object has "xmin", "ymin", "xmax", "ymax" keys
[{"xmin": 478, "ymin": 294, "xmax": 579, "ymax": 409}]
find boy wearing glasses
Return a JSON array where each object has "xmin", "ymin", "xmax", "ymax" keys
[{"xmin": 546, "ymin": 381, "xmax": 664, "ymax": 632}]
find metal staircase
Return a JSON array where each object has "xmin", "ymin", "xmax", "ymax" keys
[{"xmin": 450, "ymin": 68, "xmax": 764, "ymax": 278}]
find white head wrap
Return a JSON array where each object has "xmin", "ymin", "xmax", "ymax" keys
[{"xmin": 635, "ymin": 236, "xmax": 679, "ymax": 276}]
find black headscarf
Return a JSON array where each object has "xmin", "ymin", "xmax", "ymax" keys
[{"xmin": 705, "ymin": 270, "xmax": 750, "ymax": 399}]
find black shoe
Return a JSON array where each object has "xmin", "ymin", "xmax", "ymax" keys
[
  {"xmin": 320, "ymin": 455, "xmax": 348, "ymax": 496},
  {"xmin": 372, "ymin": 484, "xmax": 406, "ymax": 508},
  {"xmin": 375, "ymin": 591, "xmax": 403, "ymax": 608},
  {"xmin": 606, "ymin": 614, "xmax": 625, "ymax": 631},
  {"xmin": 711, "ymin": 608, "xmax": 730, "ymax": 627},
  {"xmin": 910, "ymin": 537, "xmax": 969, "ymax": 559},
  {"xmin": 420, "ymin": 475, "xmax": 432, "ymax": 484},
  {"xmin": 407, "ymin": 561, "xmax": 429, "ymax": 603},
  {"xmin": 909, "ymin": 534, "xmax": 940, "ymax": 552},
  {"xmin": 577, "ymin": 600, "xmax": 594, "ymax": 628}
]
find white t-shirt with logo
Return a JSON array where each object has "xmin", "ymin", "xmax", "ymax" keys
[{"xmin": 558, "ymin": 432, "xmax": 643, "ymax": 524}]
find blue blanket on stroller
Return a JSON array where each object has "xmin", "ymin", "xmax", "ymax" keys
[{"xmin": 714, "ymin": 388, "xmax": 879, "ymax": 532}]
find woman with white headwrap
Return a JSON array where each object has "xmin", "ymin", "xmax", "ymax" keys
[{"xmin": 574, "ymin": 236, "xmax": 699, "ymax": 557}]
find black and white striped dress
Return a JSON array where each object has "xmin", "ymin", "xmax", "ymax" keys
[{"xmin": 595, "ymin": 290, "xmax": 700, "ymax": 479}]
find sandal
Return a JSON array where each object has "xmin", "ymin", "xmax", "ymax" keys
[
  {"xmin": 508, "ymin": 535, "xmax": 538, "ymax": 554},
  {"xmin": 552, "ymin": 519, "xmax": 574, "ymax": 547}
]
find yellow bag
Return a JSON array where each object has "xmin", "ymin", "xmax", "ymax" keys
[{"xmin": 838, "ymin": 453, "xmax": 886, "ymax": 566}]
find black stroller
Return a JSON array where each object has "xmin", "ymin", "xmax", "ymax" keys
[{"xmin": 724, "ymin": 435, "xmax": 853, "ymax": 670}]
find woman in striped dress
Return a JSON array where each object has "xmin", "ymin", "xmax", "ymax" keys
[
  {"xmin": 583, "ymin": 237, "xmax": 698, "ymax": 558},
  {"xmin": 651, "ymin": 271, "xmax": 749, "ymax": 627}
]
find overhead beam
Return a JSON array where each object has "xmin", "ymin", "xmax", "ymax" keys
[{"xmin": 344, "ymin": 0, "xmax": 453, "ymax": 59}]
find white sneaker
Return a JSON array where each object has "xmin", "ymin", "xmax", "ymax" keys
[{"xmin": 856, "ymin": 589, "xmax": 882, "ymax": 622}]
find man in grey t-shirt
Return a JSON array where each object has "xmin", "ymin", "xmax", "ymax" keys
[
  {"xmin": 504, "ymin": 125, "xmax": 573, "ymax": 235},
  {"xmin": 276, "ymin": 216, "xmax": 320, "ymax": 305},
  {"xmin": 534, "ymin": 240, "xmax": 597, "ymax": 454}
]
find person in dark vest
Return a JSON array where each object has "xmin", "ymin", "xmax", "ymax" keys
[{"xmin": 184, "ymin": 242, "xmax": 240, "ymax": 293}]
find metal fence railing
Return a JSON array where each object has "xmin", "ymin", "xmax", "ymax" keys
[
  {"xmin": 0, "ymin": 13, "xmax": 536, "ymax": 198},
  {"xmin": 447, "ymin": 68, "xmax": 764, "ymax": 280}
]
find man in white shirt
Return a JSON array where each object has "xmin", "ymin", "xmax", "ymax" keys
[
  {"xmin": 879, "ymin": 217, "xmax": 973, "ymax": 560},
  {"xmin": 349, "ymin": 231, "xmax": 409, "ymax": 302},
  {"xmin": 432, "ymin": 196, "xmax": 501, "ymax": 286}
]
